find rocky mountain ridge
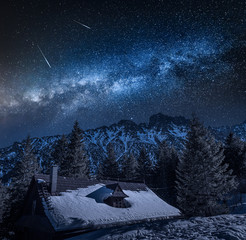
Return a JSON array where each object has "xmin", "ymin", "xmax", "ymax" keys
[{"xmin": 1, "ymin": 113, "xmax": 246, "ymax": 180}]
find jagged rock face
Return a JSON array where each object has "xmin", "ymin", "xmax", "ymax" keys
[
  {"xmin": 0, "ymin": 113, "xmax": 246, "ymax": 180},
  {"xmin": 148, "ymin": 113, "xmax": 190, "ymax": 130}
]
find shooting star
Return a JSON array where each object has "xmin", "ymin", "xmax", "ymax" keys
[
  {"xmin": 73, "ymin": 20, "xmax": 91, "ymax": 29},
  {"xmin": 37, "ymin": 45, "xmax": 51, "ymax": 68}
]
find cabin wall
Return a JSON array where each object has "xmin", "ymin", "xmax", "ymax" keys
[{"xmin": 16, "ymin": 180, "xmax": 54, "ymax": 239}]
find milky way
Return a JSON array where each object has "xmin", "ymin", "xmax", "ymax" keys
[{"xmin": 0, "ymin": 0, "xmax": 246, "ymax": 147}]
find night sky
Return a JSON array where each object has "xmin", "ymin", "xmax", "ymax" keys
[{"xmin": 0, "ymin": 0, "xmax": 246, "ymax": 147}]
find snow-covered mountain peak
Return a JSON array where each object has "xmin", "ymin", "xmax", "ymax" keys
[{"xmin": 1, "ymin": 113, "xmax": 246, "ymax": 181}]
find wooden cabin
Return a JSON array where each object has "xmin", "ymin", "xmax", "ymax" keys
[{"xmin": 15, "ymin": 166, "xmax": 180, "ymax": 240}]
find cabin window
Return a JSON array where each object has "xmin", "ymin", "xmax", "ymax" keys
[
  {"xmin": 104, "ymin": 197, "xmax": 130, "ymax": 208},
  {"xmin": 116, "ymin": 199, "xmax": 119, "ymax": 207},
  {"xmin": 113, "ymin": 198, "xmax": 124, "ymax": 208}
]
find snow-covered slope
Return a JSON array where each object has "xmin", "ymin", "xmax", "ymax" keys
[
  {"xmin": 1, "ymin": 113, "xmax": 246, "ymax": 180},
  {"xmin": 68, "ymin": 214, "xmax": 246, "ymax": 240}
]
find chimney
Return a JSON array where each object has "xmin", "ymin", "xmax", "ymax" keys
[{"xmin": 50, "ymin": 165, "xmax": 58, "ymax": 194}]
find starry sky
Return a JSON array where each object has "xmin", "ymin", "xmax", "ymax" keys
[{"xmin": 0, "ymin": 0, "xmax": 246, "ymax": 147}]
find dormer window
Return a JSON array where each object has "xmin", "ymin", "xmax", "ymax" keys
[{"xmin": 104, "ymin": 183, "xmax": 130, "ymax": 208}]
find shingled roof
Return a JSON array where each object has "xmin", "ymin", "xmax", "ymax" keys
[{"xmin": 34, "ymin": 174, "xmax": 147, "ymax": 194}]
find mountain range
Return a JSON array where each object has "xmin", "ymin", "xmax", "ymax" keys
[{"xmin": 1, "ymin": 113, "xmax": 246, "ymax": 180}]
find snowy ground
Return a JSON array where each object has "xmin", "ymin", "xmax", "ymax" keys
[{"xmin": 68, "ymin": 214, "xmax": 246, "ymax": 240}]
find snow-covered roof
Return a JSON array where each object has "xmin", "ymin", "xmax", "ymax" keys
[{"xmin": 35, "ymin": 174, "xmax": 180, "ymax": 231}]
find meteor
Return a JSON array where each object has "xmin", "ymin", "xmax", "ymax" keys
[
  {"xmin": 73, "ymin": 20, "xmax": 91, "ymax": 29},
  {"xmin": 37, "ymin": 45, "xmax": 51, "ymax": 68}
]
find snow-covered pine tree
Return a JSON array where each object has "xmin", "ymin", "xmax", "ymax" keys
[
  {"xmin": 12, "ymin": 135, "xmax": 39, "ymax": 189},
  {"xmin": 98, "ymin": 142, "xmax": 119, "ymax": 179},
  {"xmin": 121, "ymin": 152, "xmax": 139, "ymax": 180},
  {"xmin": 2, "ymin": 136, "xmax": 39, "ymax": 238},
  {"xmin": 224, "ymin": 132, "xmax": 246, "ymax": 178},
  {"xmin": 67, "ymin": 121, "xmax": 90, "ymax": 178},
  {"xmin": 51, "ymin": 134, "xmax": 69, "ymax": 176},
  {"xmin": 137, "ymin": 147, "xmax": 152, "ymax": 183},
  {"xmin": 176, "ymin": 117, "xmax": 238, "ymax": 217}
]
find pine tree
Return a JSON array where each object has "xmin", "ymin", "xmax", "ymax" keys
[
  {"xmin": 155, "ymin": 141, "xmax": 170, "ymax": 185},
  {"xmin": 242, "ymin": 144, "xmax": 246, "ymax": 177},
  {"xmin": 224, "ymin": 132, "xmax": 246, "ymax": 178},
  {"xmin": 137, "ymin": 147, "xmax": 152, "ymax": 182},
  {"xmin": 0, "ymin": 180, "xmax": 5, "ymax": 213},
  {"xmin": 155, "ymin": 141, "xmax": 178, "ymax": 201},
  {"xmin": 2, "ymin": 136, "xmax": 39, "ymax": 238},
  {"xmin": 66, "ymin": 121, "xmax": 90, "ymax": 178},
  {"xmin": 51, "ymin": 134, "xmax": 68, "ymax": 176},
  {"xmin": 12, "ymin": 135, "xmax": 39, "ymax": 188},
  {"xmin": 98, "ymin": 142, "xmax": 119, "ymax": 179},
  {"xmin": 121, "ymin": 152, "xmax": 139, "ymax": 180},
  {"xmin": 176, "ymin": 117, "xmax": 238, "ymax": 217},
  {"xmin": 0, "ymin": 181, "xmax": 7, "ymax": 238},
  {"xmin": 170, "ymin": 147, "xmax": 179, "ymax": 182}
]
